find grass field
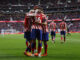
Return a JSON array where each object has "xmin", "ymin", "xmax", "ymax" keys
[{"xmin": 0, "ymin": 33, "xmax": 80, "ymax": 60}]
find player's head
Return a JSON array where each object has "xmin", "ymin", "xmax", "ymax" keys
[
  {"xmin": 29, "ymin": 9, "xmax": 35, "ymax": 13},
  {"xmin": 36, "ymin": 9, "xmax": 42, "ymax": 14},
  {"xmin": 34, "ymin": 5, "xmax": 43, "ymax": 11},
  {"xmin": 33, "ymin": 5, "xmax": 39, "ymax": 10}
]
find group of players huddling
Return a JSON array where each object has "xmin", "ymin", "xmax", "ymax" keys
[{"xmin": 24, "ymin": 6, "xmax": 67, "ymax": 57}]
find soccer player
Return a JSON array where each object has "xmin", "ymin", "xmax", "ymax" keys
[
  {"xmin": 31, "ymin": 6, "xmax": 43, "ymax": 57},
  {"xmin": 24, "ymin": 10, "xmax": 35, "ymax": 56},
  {"xmin": 41, "ymin": 13, "xmax": 49, "ymax": 56},
  {"xmin": 50, "ymin": 21, "xmax": 56, "ymax": 43},
  {"xmin": 60, "ymin": 19, "xmax": 67, "ymax": 43}
]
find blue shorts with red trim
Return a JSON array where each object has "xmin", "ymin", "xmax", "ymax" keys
[
  {"xmin": 31, "ymin": 29, "xmax": 36, "ymax": 40},
  {"xmin": 60, "ymin": 31, "xmax": 66, "ymax": 35},
  {"xmin": 31, "ymin": 29, "xmax": 42, "ymax": 40},
  {"xmin": 42, "ymin": 32, "xmax": 49, "ymax": 41},
  {"xmin": 51, "ymin": 31, "xmax": 56, "ymax": 36},
  {"xmin": 24, "ymin": 31, "xmax": 32, "ymax": 41}
]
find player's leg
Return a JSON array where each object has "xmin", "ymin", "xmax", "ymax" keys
[
  {"xmin": 25, "ymin": 41, "xmax": 32, "ymax": 56},
  {"xmin": 24, "ymin": 32, "xmax": 28, "ymax": 53},
  {"xmin": 38, "ymin": 40, "xmax": 42, "ymax": 57},
  {"xmin": 42, "ymin": 32, "xmax": 49, "ymax": 56},
  {"xmin": 51, "ymin": 31, "xmax": 53, "ymax": 41},
  {"xmin": 60, "ymin": 31, "xmax": 64, "ymax": 43},
  {"xmin": 24, "ymin": 32, "xmax": 28, "ymax": 47},
  {"xmin": 37, "ymin": 29, "xmax": 42, "ymax": 57},
  {"xmin": 31, "ymin": 29, "xmax": 36, "ymax": 56},
  {"xmin": 31, "ymin": 40, "xmax": 35, "ymax": 56},
  {"xmin": 34, "ymin": 40, "xmax": 37, "ymax": 53},
  {"xmin": 53, "ymin": 31, "xmax": 56, "ymax": 43},
  {"xmin": 24, "ymin": 31, "xmax": 32, "ymax": 56},
  {"xmin": 43, "ymin": 41, "xmax": 48, "ymax": 56}
]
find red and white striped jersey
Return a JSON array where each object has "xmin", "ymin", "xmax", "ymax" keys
[
  {"xmin": 35, "ymin": 13, "xmax": 43, "ymax": 30},
  {"xmin": 42, "ymin": 14, "xmax": 48, "ymax": 33},
  {"xmin": 60, "ymin": 21, "xmax": 67, "ymax": 31},
  {"xmin": 24, "ymin": 13, "xmax": 34, "ymax": 31},
  {"xmin": 50, "ymin": 22, "xmax": 56, "ymax": 31}
]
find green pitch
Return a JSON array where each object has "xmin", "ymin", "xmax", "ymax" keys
[{"xmin": 0, "ymin": 33, "xmax": 80, "ymax": 60}]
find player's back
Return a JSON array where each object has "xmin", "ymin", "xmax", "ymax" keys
[
  {"xmin": 24, "ymin": 13, "xmax": 34, "ymax": 31},
  {"xmin": 60, "ymin": 21, "xmax": 66, "ymax": 31},
  {"xmin": 50, "ymin": 22, "xmax": 56, "ymax": 31},
  {"xmin": 42, "ymin": 14, "xmax": 48, "ymax": 33},
  {"xmin": 35, "ymin": 13, "xmax": 44, "ymax": 30}
]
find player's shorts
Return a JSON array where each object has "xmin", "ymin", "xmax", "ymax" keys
[
  {"xmin": 42, "ymin": 32, "xmax": 49, "ymax": 41},
  {"xmin": 60, "ymin": 31, "xmax": 66, "ymax": 35},
  {"xmin": 24, "ymin": 31, "xmax": 32, "ymax": 41},
  {"xmin": 36, "ymin": 29, "xmax": 42, "ymax": 40},
  {"xmin": 31, "ymin": 29, "xmax": 36, "ymax": 40},
  {"xmin": 31, "ymin": 29, "xmax": 42, "ymax": 40},
  {"xmin": 51, "ymin": 31, "xmax": 56, "ymax": 36}
]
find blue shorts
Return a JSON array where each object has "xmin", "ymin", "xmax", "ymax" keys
[
  {"xmin": 36, "ymin": 29, "xmax": 42, "ymax": 40},
  {"xmin": 31, "ymin": 29, "xmax": 42, "ymax": 40},
  {"xmin": 31, "ymin": 29, "xmax": 36, "ymax": 40},
  {"xmin": 60, "ymin": 31, "xmax": 66, "ymax": 35},
  {"xmin": 51, "ymin": 31, "xmax": 56, "ymax": 36},
  {"xmin": 42, "ymin": 32, "xmax": 49, "ymax": 41},
  {"xmin": 24, "ymin": 31, "xmax": 32, "ymax": 41}
]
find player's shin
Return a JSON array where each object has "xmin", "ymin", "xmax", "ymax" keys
[
  {"xmin": 51, "ymin": 36, "xmax": 53, "ymax": 40},
  {"xmin": 38, "ymin": 41, "xmax": 42, "ymax": 54},
  {"xmin": 26, "ymin": 40, "xmax": 28, "ymax": 47},
  {"xmin": 31, "ymin": 41, "xmax": 35, "ymax": 54},
  {"xmin": 61, "ymin": 36, "xmax": 63, "ymax": 40},
  {"xmin": 44, "ymin": 41, "xmax": 48, "ymax": 54},
  {"xmin": 34, "ymin": 41, "xmax": 37, "ymax": 51},
  {"xmin": 61, "ymin": 35, "xmax": 64, "ymax": 43}
]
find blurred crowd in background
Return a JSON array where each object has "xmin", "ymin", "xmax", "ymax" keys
[{"xmin": 0, "ymin": 0, "xmax": 80, "ymax": 33}]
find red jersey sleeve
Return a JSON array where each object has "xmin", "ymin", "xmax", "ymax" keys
[{"xmin": 24, "ymin": 15, "xmax": 27, "ymax": 28}]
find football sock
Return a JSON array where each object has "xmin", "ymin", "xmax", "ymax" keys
[
  {"xmin": 38, "ymin": 43, "xmax": 42, "ymax": 54},
  {"xmin": 34, "ymin": 41, "xmax": 36, "ymax": 50},
  {"xmin": 26, "ymin": 40, "xmax": 28, "ymax": 47},
  {"xmin": 31, "ymin": 42, "xmax": 35, "ymax": 54},
  {"xmin": 28, "ymin": 45, "xmax": 31, "ymax": 52},
  {"xmin": 53, "ymin": 36, "xmax": 55, "ymax": 40},
  {"xmin": 61, "ymin": 36, "xmax": 63, "ymax": 40},
  {"xmin": 51, "ymin": 36, "xmax": 53, "ymax": 40},
  {"xmin": 44, "ymin": 42, "xmax": 48, "ymax": 54}
]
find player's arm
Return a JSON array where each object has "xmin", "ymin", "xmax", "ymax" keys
[
  {"xmin": 42, "ymin": 15, "xmax": 48, "ymax": 25},
  {"xmin": 65, "ymin": 23, "xmax": 67, "ymax": 31},
  {"xmin": 24, "ymin": 15, "xmax": 27, "ymax": 32},
  {"xmin": 24, "ymin": 15, "xmax": 27, "ymax": 29},
  {"xmin": 42, "ymin": 19, "xmax": 47, "ymax": 25}
]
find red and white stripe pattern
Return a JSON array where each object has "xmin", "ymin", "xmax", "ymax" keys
[
  {"xmin": 50, "ymin": 22, "xmax": 56, "ymax": 31},
  {"xmin": 24, "ymin": 13, "xmax": 33, "ymax": 31},
  {"xmin": 42, "ymin": 14, "xmax": 48, "ymax": 33},
  {"xmin": 60, "ymin": 22, "xmax": 67, "ymax": 31},
  {"xmin": 35, "ymin": 13, "xmax": 43, "ymax": 30}
]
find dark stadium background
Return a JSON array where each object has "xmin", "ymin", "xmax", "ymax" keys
[{"xmin": 0, "ymin": 0, "xmax": 80, "ymax": 33}]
